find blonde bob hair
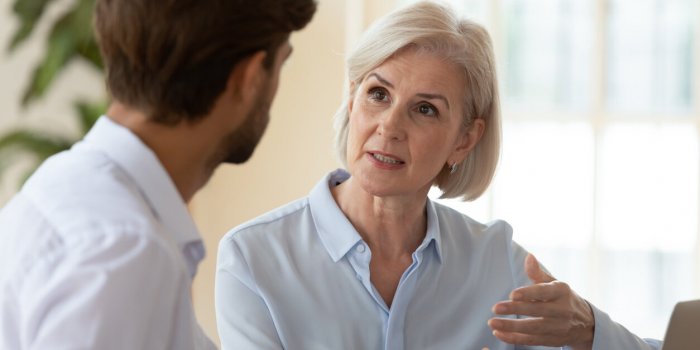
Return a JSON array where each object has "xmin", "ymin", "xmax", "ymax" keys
[{"xmin": 333, "ymin": 1, "xmax": 501, "ymax": 201}]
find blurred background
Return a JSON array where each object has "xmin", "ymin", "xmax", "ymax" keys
[{"xmin": 1, "ymin": 0, "xmax": 698, "ymax": 346}]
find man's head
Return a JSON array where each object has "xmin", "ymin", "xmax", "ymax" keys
[
  {"xmin": 93, "ymin": 0, "xmax": 316, "ymax": 125},
  {"xmin": 216, "ymin": 42, "xmax": 293, "ymax": 164}
]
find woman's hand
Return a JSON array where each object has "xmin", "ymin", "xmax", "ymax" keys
[{"xmin": 488, "ymin": 254, "xmax": 595, "ymax": 350}]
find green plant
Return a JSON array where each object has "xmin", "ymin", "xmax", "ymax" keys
[{"xmin": 1, "ymin": 0, "xmax": 105, "ymax": 186}]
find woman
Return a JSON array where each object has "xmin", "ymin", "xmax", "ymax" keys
[{"xmin": 215, "ymin": 2, "xmax": 661, "ymax": 349}]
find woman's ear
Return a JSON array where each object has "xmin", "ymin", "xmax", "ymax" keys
[
  {"xmin": 228, "ymin": 51, "xmax": 268, "ymax": 104},
  {"xmin": 451, "ymin": 118, "xmax": 485, "ymax": 163}
]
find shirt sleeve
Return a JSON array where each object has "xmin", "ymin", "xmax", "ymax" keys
[
  {"xmin": 572, "ymin": 303, "xmax": 663, "ymax": 350},
  {"xmin": 508, "ymin": 240, "xmax": 663, "ymax": 350},
  {"xmin": 18, "ymin": 230, "xmax": 184, "ymax": 350},
  {"xmin": 215, "ymin": 236, "xmax": 283, "ymax": 350}
]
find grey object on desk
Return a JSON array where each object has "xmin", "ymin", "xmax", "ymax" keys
[{"xmin": 662, "ymin": 299, "xmax": 700, "ymax": 350}]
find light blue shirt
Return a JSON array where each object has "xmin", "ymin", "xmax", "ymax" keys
[
  {"xmin": 0, "ymin": 117, "xmax": 216, "ymax": 349},
  {"xmin": 216, "ymin": 169, "xmax": 661, "ymax": 350}
]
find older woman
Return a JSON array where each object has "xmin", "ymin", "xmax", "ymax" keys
[{"xmin": 215, "ymin": 2, "xmax": 661, "ymax": 349}]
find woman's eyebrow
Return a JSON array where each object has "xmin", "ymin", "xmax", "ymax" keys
[
  {"xmin": 416, "ymin": 93, "xmax": 450, "ymax": 110},
  {"xmin": 367, "ymin": 72, "xmax": 394, "ymax": 88},
  {"xmin": 368, "ymin": 72, "xmax": 450, "ymax": 110}
]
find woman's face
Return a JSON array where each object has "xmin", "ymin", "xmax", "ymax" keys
[{"xmin": 346, "ymin": 48, "xmax": 482, "ymax": 199}]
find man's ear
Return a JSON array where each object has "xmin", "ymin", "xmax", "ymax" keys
[{"xmin": 228, "ymin": 51, "xmax": 268, "ymax": 104}]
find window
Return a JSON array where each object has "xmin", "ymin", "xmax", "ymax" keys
[{"xmin": 404, "ymin": 0, "xmax": 699, "ymax": 338}]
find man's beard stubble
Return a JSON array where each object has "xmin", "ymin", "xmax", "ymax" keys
[
  {"xmin": 216, "ymin": 84, "xmax": 272, "ymax": 166},
  {"xmin": 225, "ymin": 97, "xmax": 270, "ymax": 164}
]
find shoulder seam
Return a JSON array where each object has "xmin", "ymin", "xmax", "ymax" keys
[{"xmin": 223, "ymin": 198, "xmax": 310, "ymax": 242}]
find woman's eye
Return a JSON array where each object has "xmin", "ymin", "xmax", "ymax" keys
[
  {"xmin": 418, "ymin": 103, "xmax": 437, "ymax": 116},
  {"xmin": 368, "ymin": 88, "xmax": 388, "ymax": 102}
]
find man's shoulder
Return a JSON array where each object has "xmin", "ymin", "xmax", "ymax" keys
[
  {"xmin": 0, "ymin": 148, "xmax": 166, "ymax": 274},
  {"xmin": 0, "ymin": 186, "xmax": 177, "ymax": 295},
  {"xmin": 20, "ymin": 147, "xmax": 156, "ymax": 232}
]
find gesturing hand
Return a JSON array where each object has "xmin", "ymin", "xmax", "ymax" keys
[{"xmin": 488, "ymin": 254, "xmax": 595, "ymax": 350}]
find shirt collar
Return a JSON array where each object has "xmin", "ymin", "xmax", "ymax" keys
[
  {"xmin": 424, "ymin": 198, "xmax": 443, "ymax": 263},
  {"xmin": 79, "ymin": 116, "xmax": 203, "ymax": 252},
  {"xmin": 309, "ymin": 169, "xmax": 363, "ymax": 262},
  {"xmin": 309, "ymin": 169, "xmax": 443, "ymax": 263}
]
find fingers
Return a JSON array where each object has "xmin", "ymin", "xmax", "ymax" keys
[
  {"xmin": 494, "ymin": 282, "xmax": 574, "ymax": 321},
  {"xmin": 488, "ymin": 254, "xmax": 594, "ymax": 348},
  {"xmin": 488, "ymin": 317, "xmax": 567, "ymax": 335},
  {"xmin": 492, "ymin": 300, "xmax": 563, "ymax": 318},
  {"xmin": 488, "ymin": 318, "xmax": 570, "ymax": 347},
  {"xmin": 491, "ymin": 329, "xmax": 565, "ymax": 347},
  {"xmin": 488, "ymin": 310, "xmax": 594, "ymax": 348},
  {"xmin": 525, "ymin": 253, "xmax": 555, "ymax": 284},
  {"xmin": 509, "ymin": 280, "xmax": 570, "ymax": 302}
]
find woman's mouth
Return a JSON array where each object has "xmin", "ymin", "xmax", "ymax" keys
[{"xmin": 369, "ymin": 152, "xmax": 405, "ymax": 165}]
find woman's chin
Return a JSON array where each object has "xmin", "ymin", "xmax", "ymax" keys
[{"xmin": 355, "ymin": 178, "xmax": 411, "ymax": 199}]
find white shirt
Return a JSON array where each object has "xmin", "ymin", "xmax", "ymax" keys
[
  {"xmin": 216, "ymin": 169, "xmax": 662, "ymax": 350},
  {"xmin": 0, "ymin": 117, "xmax": 216, "ymax": 350}
]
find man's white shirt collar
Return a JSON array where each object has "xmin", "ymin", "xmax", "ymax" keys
[{"xmin": 79, "ymin": 116, "xmax": 205, "ymax": 273}]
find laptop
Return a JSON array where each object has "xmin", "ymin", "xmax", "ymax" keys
[{"xmin": 662, "ymin": 299, "xmax": 700, "ymax": 350}]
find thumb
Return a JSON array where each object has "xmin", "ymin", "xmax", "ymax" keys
[{"xmin": 525, "ymin": 253, "xmax": 555, "ymax": 284}]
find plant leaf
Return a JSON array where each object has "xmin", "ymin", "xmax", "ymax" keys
[
  {"xmin": 76, "ymin": 38, "xmax": 103, "ymax": 70},
  {"xmin": 72, "ymin": 0, "xmax": 101, "ymax": 69},
  {"xmin": 21, "ymin": 0, "xmax": 98, "ymax": 106},
  {"xmin": 0, "ymin": 129, "xmax": 74, "ymax": 160},
  {"xmin": 21, "ymin": 32, "xmax": 73, "ymax": 105},
  {"xmin": 7, "ymin": 0, "xmax": 56, "ymax": 51}
]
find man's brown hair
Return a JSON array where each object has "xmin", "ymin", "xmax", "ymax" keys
[{"xmin": 94, "ymin": 0, "xmax": 316, "ymax": 124}]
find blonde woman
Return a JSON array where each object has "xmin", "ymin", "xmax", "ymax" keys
[{"xmin": 215, "ymin": 2, "xmax": 661, "ymax": 349}]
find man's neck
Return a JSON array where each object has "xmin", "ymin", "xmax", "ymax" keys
[{"xmin": 106, "ymin": 103, "xmax": 213, "ymax": 203}]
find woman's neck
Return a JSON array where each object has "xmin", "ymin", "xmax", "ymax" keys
[{"xmin": 331, "ymin": 177, "xmax": 429, "ymax": 259}]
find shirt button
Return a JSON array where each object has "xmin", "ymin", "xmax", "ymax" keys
[{"xmin": 356, "ymin": 244, "xmax": 366, "ymax": 253}]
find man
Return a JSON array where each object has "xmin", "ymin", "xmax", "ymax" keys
[{"xmin": 0, "ymin": 0, "xmax": 316, "ymax": 348}]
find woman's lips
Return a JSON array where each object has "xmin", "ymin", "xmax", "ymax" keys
[{"xmin": 367, "ymin": 151, "xmax": 405, "ymax": 169}]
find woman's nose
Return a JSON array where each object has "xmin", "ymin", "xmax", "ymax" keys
[{"xmin": 376, "ymin": 107, "xmax": 406, "ymax": 141}]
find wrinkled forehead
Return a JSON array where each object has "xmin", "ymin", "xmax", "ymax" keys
[
  {"xmin": 359, "ymin": 48, "xmax": 467, "ymax": 103},
  {"xmin": 361, "ymin": 46, "xmax": 465, "ymax": 84}
]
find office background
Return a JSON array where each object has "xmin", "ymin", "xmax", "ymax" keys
[{"xmin": 1, "ymin": 0, "xmax": 698, "ymax": 346}]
